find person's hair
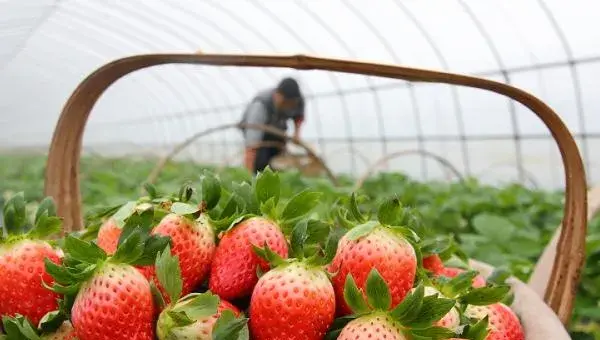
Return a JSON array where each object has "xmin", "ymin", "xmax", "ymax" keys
[{"xmin": 276, "ymin": 77, "xmax": 301, "ymax": 99}]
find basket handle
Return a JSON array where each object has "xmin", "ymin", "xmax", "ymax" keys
[{"xmin": 44, "ymin": 53, "xmax": 587, "ymax": 324}]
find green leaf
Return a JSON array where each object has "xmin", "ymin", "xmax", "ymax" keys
[
  {"xmin": 461, "ymin": 316, "xmax": 490, "ymax": 340},
  {"xmin": 251, "ymin": 243, "xmax": 286, "ymax": 268},
  {"xmin": 377, "ymin": 196, "xmax": 403, "ymax": 226},
  {"xmin": 390, "ymin": 285, "xmax": 424, "ymax": 324},
  {"xmin": 178, "ymin": 182, "xmax": 195, "ymax": 203},
  {"xmin": 150, "ymin": 281, "xmax": 166, "ymax": 312},
  {"xmin": 365, "ymin": 269, "xmax": 391, "ymax": 311},
  {"xmin": 487, "ymin": 267, "xmax": 511, "ymax": 285},
  {"xmin": 1, "ymin": 314, "xmax": 41, "ymax": 340},
  {"xmin": 343, "ymin": 274, "xmax": 369, "ymax": 315},
  {"xmin": 305, "ymin": 219, "xmax": 332, "ymax": 245},
  {"xmin": 259, "ymin": 197, "xmax": 277, "ymax": 219},
  {"xmin": 143, "ymin": 182, "xmax": 159, "ymax": 199},
  {"xmin": 112, "ymin": 201, "xmax": 138, "ymax": 227},
  {"xmin": 290, "ymin": 220, "xmax": 309, "ymax": 258},
  {"xmin": 409, "ymin": 326, "xmax": 457, "ymax": 339},
  {"xmin": 3, "ymin": 192, "xmax": 28, "ymax": 234},
  {"xmin": 220, "ymin": 194, "xmax": 245, "ymax": 220},
  {"xmin": 110, "ymin": 227, "xmax": 146, "ymax": 265},
  {"xmin": 460, "ymin": 286, "xmax": 511, "ymax": 306},
  {"xmin": 171, "ymin": 202, "xmax": 200, "ymax": 216},
  {"xmin": 254, "ymin": 167, "xmax": 280, "ymax": 206},
  {"xmin": 44, "ymin": 258, "xmax": 76, "ymax": 284},
  {"xmin": 231, "ymin": 182, "xmax": 259, "ymax": 215},
  {"xmin": 63, "ymin": 234, "xmax": 107, "ymax": 264},
  {"xmin": 345, "ymin": 221, "xmax": 378, "ymax": 241},
  {"xmin": 212, "ymin": 309, "xmax": 249, "ymax": 340},
  {"xmin": 348, "ymin": 193, "xmax": 366, "ymax": 223},
  {"xmin": 410, "ymin": 295, "xmax": 457, "ymax": 328},
  {"xmin": 200, "ymin": 171, "xmax": 222, "ymax": 210},
  {"xmin": 28, "ymin": 215, "xmax": 62, "ymax": 239},
  {"xmin": 38, "ymin": 311, "xmax": 67, "ymax": 335},
  {"xmin": 167, "ymin": 310, "xmax": 195, "ymax": 327},
  {"xmin": 280, "ymin": 190, "xmax": 323, "ymax": 222},
  {"xmin": 438, "ymin": 270, "xmax": 479, "ymax": 298},
  {"xmin": 35, "ymin": 197, "xmax": 57, "ymax": 223},
  {"xmin": 155, "ymin": 244, "xmax": 182, "ymax": 304},
  {"xmin": 131, "ymin": 234, "xmax": 171, "ymax": 266},
  {"xmin": 172, "ymin": 292, "xmax": 220, "ymax": 320},
  {"xmin": 472, "ymin": 214, "xmax": 516, "ymax": 243}
]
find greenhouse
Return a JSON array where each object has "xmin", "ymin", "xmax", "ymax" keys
[{"xmin": 0, "ymin": 1, "xmax": 598, "ymax": 340}]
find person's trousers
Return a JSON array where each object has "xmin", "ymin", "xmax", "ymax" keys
[{"xmin": 253, "ymin": 145, "xmax": 281, "ymax": 174}]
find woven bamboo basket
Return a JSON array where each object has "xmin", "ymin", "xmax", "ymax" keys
[{"xmin": 44, "ymin": 53, "xmax": 589, "ymax": 339}]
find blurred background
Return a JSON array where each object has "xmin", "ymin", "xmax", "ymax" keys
[{"xmin": 0, "ymin": 0, "xmax": 599, "ymax": 338}]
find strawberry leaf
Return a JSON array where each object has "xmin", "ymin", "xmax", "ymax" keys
[
  {"xmin": 460, "ymin": 286, "xmax": 511, "ymax": 306},
  {"xmin": 437, "ymin": 270, "xmax": 479, "ymax": 298},
  {"xmin": 487, "ymin": 267, "xmax": 511, "ymax": 285},
  {"xmin": 212, "ymin": 309, "xmax": 249, "ymax": 340},
  {"xmin": 200, "ymin": 171, "xmax": 222, "ymax": 211},
  {"xmin": 38, "ymin": 310, "xmax": 67, "ymax": 335},
  {"xmin": 166, "ymin": 310, "xmax": 195, "ymax": 328},
  {"xmin": 290, "ymin": 220, "xmax": 309, "ymax": 259},
  {"xmin": 231, "ymin": 182, "xmax": 259, "ymax": 215},
  {"xmin": 409, "ymin": 294, "xmax": 457, "ymax": 328},
  {"xmin": 3, "ymin": 192, "xmax": 28, "ymax": 235},
  {"xmin": 220, "ymin": 194, "xmax": 246, "ymax": 220},
  {"xmin": 408, "ymin": 326, "xmax": 457, "ymax": 339},
  {"xmin": 254, "ymin": 167, "xmax": 280, "ymax": 206},
  {"xmin": 112, "ymin": 201, "xmax": 138, "ymax": 228},
  {"xmin": 143, "ymin": 182, "xmax": 159, "ymax": 199},
  {"xmin": 252, "ymin": 243, "xmax": 286, "ymax": 268},
  {"xmin": 377, "ymin": 196, "xmax": 403, "ymax": 226},
  {"xmin": 155, "ymin": 244, "xmax": 182, "ymax": 304},
  {"xmin": 111, "ymin": 226, "xmax": 146, "ymax": 264},
  {"xmin": 305, "ymin": 219, "xmax": 332, "ymax": 245},
  {"xmin": 345, "ymin": 221, "xmax": 378, "ymax": 241},
  {"xmin": 171, "ymin": 292, "xmax": 219, "ymax": 320},
  {"xmin": 460, "ymin": 315, "xmax": 490, "ymax": 340},
  {"xmin": 177, "ymin": 182, "xmax": 195, "ymax": 203},
  {"xmin": 171, "ymin": 202, "xmax": 200, "ymax": 216},
  {"xmin": 150, "ymin": 281, "xmax": 166, "ymax": 312},
  {"xmin": 390, "ymin": 285, "xmax": 424, "ymax": 324},
  {"xmin": 259, "ymin": 197, "xmax": 277, "ymax": 220},
  {"xmin": 365, "ymin": 269, "xmax": 391, "ymax": 311},
  {"xmin": 343, "ymin": 274, "xmax": 369, "ymax": 315},
  {"xmin": 63, "ymin": 234, "xmax": 107, "ymax": 264},
  {"xmin": 280, "ymin": 190, "xmax": 322, "ymax": 223},
  {"xmin": 34, "ymin": 197, "xmax": 57, "ymax": 224},
  {"xmin": 130, "ymin": 234, "xmax": 171, "ymax": 266},
  {"xmin": 1, "ymin": 314, "xmax": 40, "ymax": 340},
  {"xmin": 348, "ymin": 193, "xmax": 366, "ymax": 223},
  {"xmin": 28, "ymin": 215, "xmax": 62, "ymax": 240}
]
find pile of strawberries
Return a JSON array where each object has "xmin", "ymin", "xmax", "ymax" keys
[{"xmin": 0, "ymin": 169, "xmax": 526, "ymax": 340}]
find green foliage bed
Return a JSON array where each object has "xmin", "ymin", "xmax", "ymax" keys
[{"xmin": 1, "ymin": 153, "xmax": 598, "ymax": 339}]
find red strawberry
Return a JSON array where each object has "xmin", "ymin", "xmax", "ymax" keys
[
  {"xmin": 423, "ymin": 254, "xmax": 445, "ymax": 274},
  {"xmin": 139, "ymin": 213, "xmax": 215, "ymax": 302},
  {"xmin": 465, "ymin": 303, "xmax": 525, "ymax": 340},
  {"xmin": 96, "ymin": 218, "xmax": 120, "ymax": 254},
  {"xmin": 0, "ymin": 194, "xmax": 63, "ymax": 326},
  {"xmin": 329, "ymin": 224, "xmax": 417, "ymax": 316},
  {"xmin": 438, "ymin": 267, "xmax": 486, "ymax": 288},
  {"xmin": 71, "ymin": 263, "xmax": 155, "ymax": 340},
  {"xmin": 249, "ymin": 261, "xmax": 335, "ymax": 340},
  {"xmin": 209, "ymin": 216, "xmax": 288, "ymax": 301},
  {"xmin": 337, "ymin": 313, "xmax": 406, "ymax": 340}
]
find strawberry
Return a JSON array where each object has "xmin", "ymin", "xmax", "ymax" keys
[
  {"xmin": 249, "ymin": 222, "xmax": 340, "ymax": 340},
  {"xmin": 329, "ymin": 223, "xmax": 417, "ymax": 316},
  {"xmin": 331, "ymin": 269, "xmax": 457, "ymax": 340},
  {"xmin": 0, "ymin": 194, "xmax": 63, "ymax": 326},
  {"xmin": 1, "ymin": 314, "xmax": 77, "ymax": 340},
  {"xmin": 209, "ymin": 216, "xmax": 288, "ymax": 301},
  {"xmin": 423, "ymin": 254, "xmax": 445, "ymax": 274},
  {"xmin": 209, "ymin": 168, "xmax": 321, "ymax": 301},
  {"xmin": 45, "ymin": 225, "xmax": 171, "ymax": 340},
  {"xmin": 139, "ymin": 211, "xmax": 216, "ymax": 302},
  {"xmin": 96, "ymin": 218, "xmax": 121, "ymax": 255},
  {"xmin": 438, "ymin": 267, "xmax": 486, "ymax": 288},
  {"xmin": 464, "ymin": 303, "xmax": 525, "ymax": 340},
  {"xmin": 153, "ymin": 246, "xmax": 248, "ymax": 340}
]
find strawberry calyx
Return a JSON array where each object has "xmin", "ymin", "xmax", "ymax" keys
[
  {"xmin": 154, "ymin": 244, "xmax": 249, "ymax": 340},
  {"xmin": 327, "ymin": 268, "xmax": 459, "ymax": 339},
  {"xmin": 0, "ymin": 193, "xmax": 62, "ymax": 246},
  {"xmin": 43, "ymin": 216, "xmax": 170, "ymax": 312},
  {"xmin": 0, "ymin": 313, "xmax": 76, "ymax": 340}
]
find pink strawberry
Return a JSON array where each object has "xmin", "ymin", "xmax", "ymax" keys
[
  {"xmin": 438, "ymin": 267, "xmax": 486, "ymax": 288},
  {"xmin": 337, "ymin": 313, "xmax": 406, "ymax": 340},
  {"xmin": 329, "ymin": 224, "xmax": 417, "ymax": 316},
  {"xmin": 464, "ymin": 303, "xmax": 525, "ymax": 340},
  {"xmin": 209, "ymin": 216, "xmax": 288, "ymax": 301},
  {"xmin": 139, "ymin": 212, "xmax": 215, "ymax": 302},
  {"xmin": 0, "ymin": 194, "xmax": 63, "ymax": 326},
  {"xmin": 249, "ymin": 261, "xmax": 335, "ymax": 340},
  {"xmin": 423, "ymin": 254, "xmax": 445, "ymax": 274}
]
